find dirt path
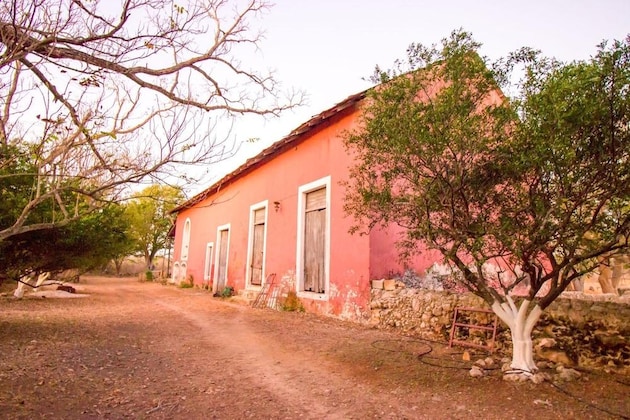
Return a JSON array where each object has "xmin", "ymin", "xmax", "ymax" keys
[{"xmin": 1, "ymin": 277, "xmax": 628, "ymax": 419}]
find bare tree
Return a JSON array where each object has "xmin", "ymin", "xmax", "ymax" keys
[{"xmin": 0, "ymin": 0, "xmax": 302, "ymax": 241}]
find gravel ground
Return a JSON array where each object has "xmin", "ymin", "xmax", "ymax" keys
[{"xmin": 0, "ymin": 276, "xmax": 628, "ymax": 419}]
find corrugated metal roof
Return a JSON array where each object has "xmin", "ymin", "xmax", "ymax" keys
[{"xmin": 171, "ymin": 89, "xmax": 368, "ymax": 213}]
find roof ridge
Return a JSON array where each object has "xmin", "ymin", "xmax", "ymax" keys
[{"xmin": 171, "ymin": 89, "xmax": 368, "ymax": 213}]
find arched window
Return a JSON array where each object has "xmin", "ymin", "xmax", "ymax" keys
[{"xmin": 181, "ymin": 218, "xmax": 191, "ymax": 261}]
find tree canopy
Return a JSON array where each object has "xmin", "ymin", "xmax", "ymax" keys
[
  {"xmin": 0, "ymin": 0, "xmax": 302, "ymax": 241},
  {"xmin": 344, "ymin": 30, "xmax": 630, "ymax": 375},
  {"xmin": 0, "ymin": 203, "xmax": 134, "ymax": 280},
  {"xmin": 124, "ymin": 184, "xmax": 184, "ymax": 270}
]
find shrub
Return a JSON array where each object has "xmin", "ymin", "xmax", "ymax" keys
[
  {"xmin": 281, "ymin": 290, "xmax": 304, "ymax": 312},
  {"xmin": 220, "ymin": 286, "xmax": 234, "ymax": 297},
  {"xmin": 178, "ymin": 274, "xmax": 194, "ymax": 288}
]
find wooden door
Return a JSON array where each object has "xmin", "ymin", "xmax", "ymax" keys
[
  {"xmin": 250, "ymin": 208, "xmax": 266, "ymax": 285},
  {"xmin": 303, "ymin": 188, "xmax": 326, "ymax": 293},
  {"xmin": 204, "ymin": 244, "xmax": 214, "ymax": 283},
  {"xmin": 216, "ymin": 229, "xmax": 229, "ymax": 291}
]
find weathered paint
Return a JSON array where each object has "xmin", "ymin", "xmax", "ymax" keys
[
  {"xmin": 172, "ymin": 95, "xmax": 442, "ymax": 320},
  {"xmin": 369, "ymin": 223, "xmax": 443, "ymax": 279}
]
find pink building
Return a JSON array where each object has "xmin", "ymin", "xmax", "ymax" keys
[{"xmin": 170, "ymin": 90, "xmax": 440, "ymax": 321}]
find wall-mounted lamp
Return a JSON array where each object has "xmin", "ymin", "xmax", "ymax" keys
[{"xmin": 273, "ymin": 201, "xmax": 281, "ymax": 212}]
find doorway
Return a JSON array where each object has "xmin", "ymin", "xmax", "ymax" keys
[{"xmin": 215, "ymin": 225, "xmax": 230, "ymax": 292}]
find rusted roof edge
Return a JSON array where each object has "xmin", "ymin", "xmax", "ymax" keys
[{"xmin": 171, "ymin": 89, "xmax": 368, "ymax": 214}]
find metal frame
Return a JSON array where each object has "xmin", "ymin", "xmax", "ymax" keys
[{"xmin": 448, "ymin": 307, "xmax": 498, "ymax": 353}]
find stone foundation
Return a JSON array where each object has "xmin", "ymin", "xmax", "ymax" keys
[{"xmin": 370, "ymin": 288, "xmax": 630, "ymax": 372}]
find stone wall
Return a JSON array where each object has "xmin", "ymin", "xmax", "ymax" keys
[{"xmin": 370, "ymin": 288, "xmax": 630, "ymax": 371}]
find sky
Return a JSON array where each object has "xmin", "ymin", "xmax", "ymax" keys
[{"xmin": 193, "ymin": 0, "xmax": 630, "ymax": 192}]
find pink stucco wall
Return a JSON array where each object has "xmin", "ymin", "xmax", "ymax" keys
[
  {"xmin": 173, "ymin": 109, "xmax": 376, "ymax": 319},
  {"xmin": 173, "ymin": 105, "xmax": 443, "ymax": 320}
]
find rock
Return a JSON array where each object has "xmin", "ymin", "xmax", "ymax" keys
[
  {"xmin": 594, "ymin": 331, "xmax": 626, "ymax": 346},
  {"xmin": 531, "ymin": 373, "xmax": 549, "ymax": 384},
  {"xmin": 371, "ymin": 279, "xmax": 384, "ymax": 290},
  {"xmin": 411, "ymin": 298, "xmax": 420, "ymax": 312},
  {"xmin": 538, "ymin": 349, "xmax": 573, "ymax": 366},
  {"xmin": 503, "ymin": 373, "xmax": 528, "ymax": 382},
  {"xmin": 383, "ymin": 279, "xmax": 396, "ymax": 291},
  {"xmin": 369, "ymin": 301, "xmax": 381, "ymax": 309},
  {"xmin": 469, "ymin": 365, "xmax": 485, "ymax": 378},
  {"xmin": 474, "ymin": 359, "xmax": 486, "ymax": 368},
  {"xmin": 501, "ymin": 362, "xmax": 512, "ymax": 373},
  {"xmin": 556, "ymin": 367, "xmax": 581, "ymax": 382},
  {"xmin": 57, "ymin": 285, "xmax": 76, "ymax": 293},
  {"xmin": 535, "ymin": 337, "xmax": 557, "ymax": 349},
  {"xmin": 484, "ymin": 357, "xmax": 495, "ymax": 367}
]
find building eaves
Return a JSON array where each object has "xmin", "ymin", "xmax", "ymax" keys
[{"xmin": 171, "ymin": 89, "xmax": 368, "ymax": 214}]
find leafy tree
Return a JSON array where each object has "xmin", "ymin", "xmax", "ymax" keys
[
  {"xmin": 344, "ymin": 30, "xmax": 629, "ymax": 377},
  {"xmin": 0, "ymin": 203, "xmax": 134, "ymax": 280},
  {"xmin": 1, "ymin": 142, "xmax": 137, "ymax": 279},
  {"xmin": 103, "ymin": 206, "xmax": 137, "ymax": 277},
  {"xmin": 0, "ymin": 0, "xmax": 303, "ymax": 241},
  {"xmin": 0, "ymin": 143, "xmax": 35, "ymax": 229},
  {"xmin": 125, "ymin": 185, "xmax": 184, "ymax": 270}
]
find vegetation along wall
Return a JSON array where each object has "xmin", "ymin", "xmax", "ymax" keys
[{"xmin": 370, "ymin": 287, "xmax": 629, "ymax": 372}]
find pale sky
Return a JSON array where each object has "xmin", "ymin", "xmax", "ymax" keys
[{"xmin": 193, "ymin": 0, "xmax": 630, "ymax": 192}]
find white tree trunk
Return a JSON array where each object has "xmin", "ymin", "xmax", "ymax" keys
[
  {"xmin": 13, "ymin": 273, "xmax": 50, "ymax": 298},
  {"xmin": 34, "ymin": 272, "xmax": 50, "ymax": 289},
  {"xmin": 491, "ymin": 298, "xmax": 543, "ymax": 374},
  {"xmin": 13, "ymin": 274, "xmax": 33, "ymax": 298}
]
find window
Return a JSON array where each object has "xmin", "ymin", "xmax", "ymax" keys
[
  {"xmin": 181, "ymin": 218, "xmax": 191, "ymax": 261},
  {"xmin": 214, "ymin": 224, "xmax": 230, "ymax": 293},
  {"xmin": 296, "ymin": 176, "xmax": 331, "ymax": 299},
  {"xmin": 203, "ymin": 242, "xmax": 214, "ymax": 282},
  {"xmin": 246, "ymin": 201, "xmax": 268, "ymax": 288}
]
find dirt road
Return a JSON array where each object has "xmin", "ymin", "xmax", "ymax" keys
[{"xmin": 1, "ymin": 277, "xmax": 628, "ymax": 419}]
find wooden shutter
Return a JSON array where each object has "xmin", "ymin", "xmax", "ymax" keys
[
  {"xmin": 250, "ymin": 224, "xmax": 264, "ymax": 285},
  {"xmin": 303, "ymin": 188, "xmax": 326, "ymax": 293},
  {"xmin": 305, "ymin": 188, "xmax": 326, "ymax": 211},
  {"xmin": 253, "ymin": 208, "xmax": 266, "ymax": 225},
  {"xmin": 216, "ymin": 230, "xmax": 229, "ymax": 290},
  {"xmin": 249, "ymin": 208, "xmax": 266, "ymax": 286}
]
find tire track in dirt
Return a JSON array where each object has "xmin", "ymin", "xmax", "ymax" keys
[{"xmin": 152, "ymin": 298, "xmax": 358, "ymax": 419}]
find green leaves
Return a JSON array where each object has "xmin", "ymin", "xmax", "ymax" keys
[
  {"xmin": 0, "ymin": 203, "xmax": 134, "ymax": 277},
  {"xmin": 344, "ymin": 30, "xmax": 630, "ymax": 307},
  {"xmin": 124, "ymin": 185, "xmax": 184, "ymax": 269}
]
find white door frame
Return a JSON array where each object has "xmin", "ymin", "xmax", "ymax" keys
[
  {"xmin": 213, "ymin": 224, "xmax": 231, "ymax": 293},
  {"xmin": 203, "ymin": 242, "xmax": 214, "ymax": 287}
]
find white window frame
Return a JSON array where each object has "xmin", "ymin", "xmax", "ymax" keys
[
  {"xmin": 181, "ymin": 218, "xmax": 191, "ymax": 261},
  {"xmin": 203, "ymin": 242, "xmax": 214, "ymax": 282},
  {"xmin": 213, "ymin": 223, "xmax": 231, "ymax": 292},
  {"xmin": 245, "ymin": 200, "xmax": 269, "ymax": 289},
  {"xmin": 295, "ymin": 176, "xmax": 331, "ymax": 301}
]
